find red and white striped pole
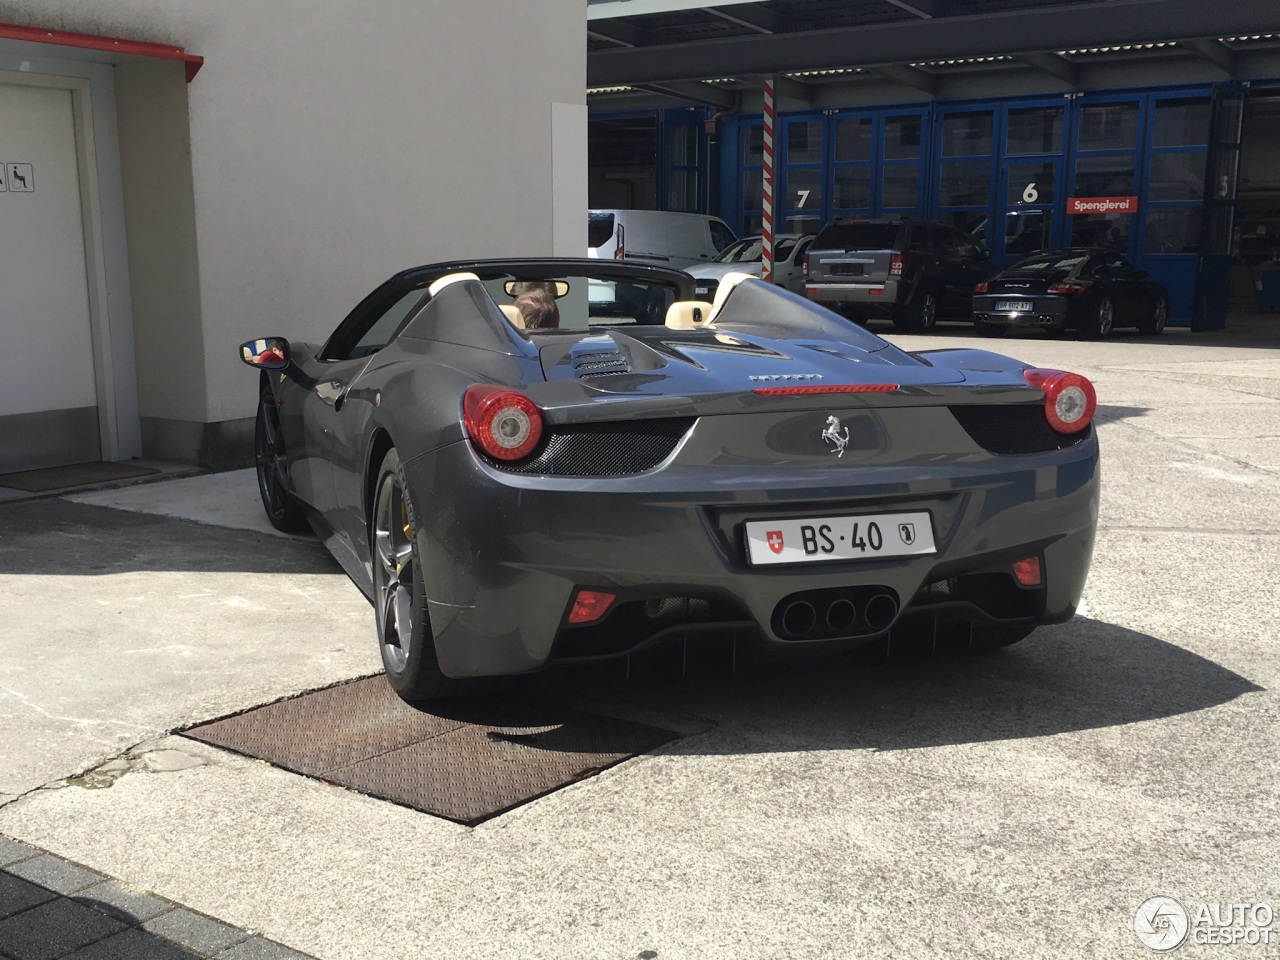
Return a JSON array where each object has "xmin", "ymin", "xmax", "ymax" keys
[{"xmin": 761, "ymin": 77, "xmax": 776, "ymax": 283}]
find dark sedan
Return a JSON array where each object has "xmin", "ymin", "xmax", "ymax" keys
[{"xmin": 972, "ymin": 249, "xmax": 1170, "ymax": 338}]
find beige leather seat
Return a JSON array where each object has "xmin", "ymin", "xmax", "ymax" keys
[
  {"xmin": 499, "ymin": 303, "xmax": 527, "ymax": 329},
  {"xmin": 664, "ymin": 300, "xmax": 716, "ymax": 329}
]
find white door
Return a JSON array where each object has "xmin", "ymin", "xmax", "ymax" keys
[{"xmin": 0, "ymin": 81, "xmax": 98, "ymax": 473}]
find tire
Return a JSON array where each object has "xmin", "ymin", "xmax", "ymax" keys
[
  {"xmin": 968, "ymin": 624, "xmax": 1035, "ymax": 653},
  {"xmin": 1137, "ymin": 296, "xmax": 1168, "ymax": 336},
  {"xmin": 1086, "ymin": 296, "xmax": 1115, "ymax": 339},
  {"xmin": 904, "ymin": 286, "xmax": 938, "ymax": 331},
  {"xmin": 975, "ymin": 321, "xmax": 1006, "ymax": 338},
  {"xmin": 370, "ymin": 448, "xmax": 469, "ymax": 703},
  {"xmin": 254, "ymin": 391, "xmax": 309, "ymax": 533}
]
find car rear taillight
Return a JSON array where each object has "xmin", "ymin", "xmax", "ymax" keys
[
  {"xmin": 889, "ymin": 253, "xmax": 905, "ymax": 278},
  {"xmin": 463, "ymin": 385, "xmax": 543, "ymax": 461},
  {"xmin": 803, "ymin": 253, "xmax": 810, "ymax": 276},
  {"xmin": 1047, "ymin": 282, "xmax": 1086, "ymax": 295},
  {"xmin": 614, "ymin": 223, "xmax": 625, "ymax": 260},
  {"xmin": 1022, "ymin": 368, "xmax": 1097, "ymax": 435},
  {"xmin": 974, "ymin": 281, "xmax": 989, "ymax": 294}
]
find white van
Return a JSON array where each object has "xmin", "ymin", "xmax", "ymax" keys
[{"xmin": 588, "ymin": 210, "xmax": 736, "ymax": 270}]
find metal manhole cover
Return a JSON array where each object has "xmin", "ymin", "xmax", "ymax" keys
[{"xmin": 182, "ymin": 677, "xmax": 677, "ymax": 825}]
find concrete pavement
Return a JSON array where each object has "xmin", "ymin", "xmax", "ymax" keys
[{"xmin": 1, "ymin": 321, "xmax": 1277, "ymax": 959}]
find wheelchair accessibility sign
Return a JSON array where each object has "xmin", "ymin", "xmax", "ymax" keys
[{"xmin": 0, "ymin": 164, "xmax": 34, "ymax": 192}]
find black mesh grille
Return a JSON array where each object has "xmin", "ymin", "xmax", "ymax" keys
[
  {"xmin": 949, "ymin": 404, "xmax": 1088, "ymax": 455},
  {"xmin": 574, "ymin": 351, "xmax": 630, "ymax": 378},
  {"xmin": 490, "ymin": 418, "xmax": 695, "ymax": 476}
]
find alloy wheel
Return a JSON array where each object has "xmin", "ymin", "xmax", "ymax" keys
[
  {"xmin": 1096, "ymin": 298, "xmax": 1114, "ymax": 337},
  {"xmin": 373, "ymin": 472, "xmax": 417, "ymax": 674},
  {"xmin": 255, "ymin": 397, "xmax": 292, "ymax": 520},
  {"xmin": 919, "ymin": 291, "xmax": 937, "ymax": 329},
  {"xmin": 1153, "ymin": 298, "xmax": 1168, "ymax": 333}
]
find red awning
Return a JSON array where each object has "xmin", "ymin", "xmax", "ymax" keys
[{"xmin": 0, "ymin": 21, "xmax": 203, "ymax": 81}]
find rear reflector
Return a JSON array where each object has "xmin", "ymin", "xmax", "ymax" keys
[
  {"xmin": 868, "ymin": 288, "xmax": 885, "ymax": 296},
  {"xmin": 1012, "ymin": 556, "xmax": 1042, "ymax": 586},
  {"xmin": 568, "ymin": 589, "xmax": 616, "ymax": 625},
  {"xmin": 752, "ymin": 384, "xmax": 899, "ymax": 396}
]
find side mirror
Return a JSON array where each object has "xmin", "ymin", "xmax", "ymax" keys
[{"xmin": 240, "ymin": 337, "xmax": 290, "ymax": 370}]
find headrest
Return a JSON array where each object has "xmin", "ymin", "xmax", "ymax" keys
[
  {"xmin": 664, "ymin": 300, "xmax": 715, "ymax": 329},
  {"xmin": 427, "ymin": 271, "xmax": 481, "ymax": 297},
  {"xmin": 499, "ymin": 303, "xmax": 527, "ymax": 329},
  {"xmin": 708, "ymin": 271, "xmax": 757, "ymax": 322}
]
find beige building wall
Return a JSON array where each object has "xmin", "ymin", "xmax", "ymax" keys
[{"xmin": 0, "ymin": 0, "xmax": 587, "ymax": 464}]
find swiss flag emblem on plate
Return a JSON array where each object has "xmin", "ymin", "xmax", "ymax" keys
[{"xmin": 766, "ymin": 530, "xmax": 785, "ymax": 554}]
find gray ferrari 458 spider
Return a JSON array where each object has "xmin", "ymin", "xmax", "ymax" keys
[{"xmin": 240, "ymin": 259, "xmax": 1099, "ymax": 703}]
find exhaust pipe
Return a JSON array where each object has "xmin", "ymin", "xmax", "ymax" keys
[
  {"xmin": 780, "ymin": 600, "xmax": 817, "ymax": 638},
  {"xmin": 863, "ymin": 591, "xmax": 899, "ymax": 632},
  {"xmin": 824, "ymin": 598, "xmax": 858, "ymax": 634}
]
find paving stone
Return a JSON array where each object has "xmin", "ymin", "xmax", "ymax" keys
[
  {"xmin": 4, "ymin": 855, "xmax": 102, "ymax": 895},
  {"xmin": 214, "ymin": 939, "xmax": 315, "ymax": 960},
  {"xmin": 143, "ymin": 908, "xmax": 249, "ymax": 955},
  {"xmin": 73, "ymin": 879, "xmax": 173, "ymax": 924},
  {"xmin": 64, "ymin": 927, "xmax": 202, "ymax": 960},
  {"xmin": 0, "ymin": 871, "xmax": 57, "ymax": 920},
  {"xmin": 0, "ymin": 897, "xmax": 126, "ymax": 960},
  {"xmin": 0, "ymin": 838, "xmax": 40, "ymax": 868}
]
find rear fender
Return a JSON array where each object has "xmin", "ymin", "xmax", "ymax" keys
[{"xmin": 910, "ymin": 348, "xmax": 1031, "ymax": 378}]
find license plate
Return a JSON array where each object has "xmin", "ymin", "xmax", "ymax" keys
[
  {"xmin": 995, "ymin": 300, "xmax": 1033, "ymax": 312},
  {"xmin": 831, "ymin": 264, "xmax": 864, "ymax": 277},
  {"xmin": 695, "ymin": 285, "xmax": 711, "ymax": 297},
  {"xmin": 745, "ymin": 511, "xmax": 936, "ymax": 566}
]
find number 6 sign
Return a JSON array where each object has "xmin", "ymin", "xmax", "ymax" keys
[{"xmin": 1022, "ymin": 182, "xmax": 1039, "ymax": 204}]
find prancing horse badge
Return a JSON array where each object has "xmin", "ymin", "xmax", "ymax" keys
[{"xmin": 821, "ymin": 415, "xmax": 850, "ymax": 458}]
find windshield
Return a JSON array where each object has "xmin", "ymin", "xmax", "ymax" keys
[
  {"xmin": 715, "ymin": 237, "xmax": 763, "ymax": 263},
  {"xmin": 714, "ymin": 236, "xmax": 799, "ymax": 264},
  {"xmin": 812, "ymin": 222, "xmax": 899, "ymax": 251},
  {"xmin": 1005, "ymin": 252, "xmax": 1089, "ymax": 274}
]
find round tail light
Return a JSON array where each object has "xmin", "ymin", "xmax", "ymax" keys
[
  {"xmin": 463, "ymin": 385, "xmax": 544, "ymax": 461},
  {"xmin": 1022, "ymin": 368, "xmax": 1097, "ymax": 434}
]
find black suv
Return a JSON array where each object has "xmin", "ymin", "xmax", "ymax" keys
[{"xmin": 805, "ymin": 218, "xmax": 996, "ymax": 330}]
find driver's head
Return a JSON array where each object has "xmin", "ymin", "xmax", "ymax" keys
[{"xmin": 513, "ymin": 289, "xmax": 560, "ymax": 330}]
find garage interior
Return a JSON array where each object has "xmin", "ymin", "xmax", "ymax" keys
[{"xmin": 586, "ymin": 0, "xmax": 1280, "ymax": 330}]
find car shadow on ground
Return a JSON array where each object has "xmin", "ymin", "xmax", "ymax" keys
[
  {"xmin": 497, "ymin": 615, "xmax": 1261, "ymax": 754},
  {"xmin": 1093, "ymin": 403, "xmax": 1150, "ymax": 423},
  {"xmin": 0, "ymin": 499, "xmax": 342, "ymax": 577}
]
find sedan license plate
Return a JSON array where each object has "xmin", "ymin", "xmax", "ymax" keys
[
  {"xmin": 745, "ymin": 511, "xmax": 936, "ymax": 566},
  {"xmin": 994, "ymin": 300, "xmax": 1034, "ymax": 312}
]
